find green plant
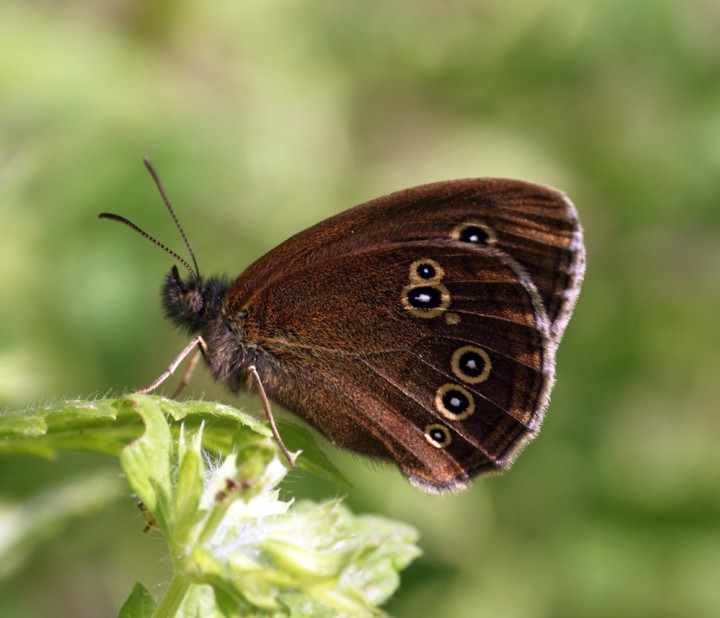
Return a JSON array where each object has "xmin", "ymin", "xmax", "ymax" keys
[{"xmin": 0, "ymin": 395, "xmax": 420, "ymax": 617}]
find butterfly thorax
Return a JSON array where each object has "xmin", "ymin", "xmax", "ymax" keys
[{"xmin": 162, "ymin": 266, "xmax": 266, "ymax": 391}]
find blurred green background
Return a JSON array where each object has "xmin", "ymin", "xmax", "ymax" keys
[{"xmin": 2, "ymin": 0, "xmax": 719, "ymax": 616}]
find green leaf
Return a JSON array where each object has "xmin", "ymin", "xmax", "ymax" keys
[
  {"xmin": 276, "ymin": 420, "xmax": 351, "ymax": 489},
  {"xmin": 0, "ymin": 398, "xmax": 132, "ymax": 457},
  {"xmin": 118, "ymin": 582, "xmax": 157, "ymax": 618},
  {"xmin": 173, "ymin": 427, "xmax": 205, "ymax": 544},
  {"xmin": 0, "ymin": 396, "xmax": 348, "ymax": 488},
  {"xmin": 175, "ymin": 585, "xmax": 224, "ymax": 618},
  {"xmin": 119, "ymin": 396, "xmax": 175, "ymax": 534}
]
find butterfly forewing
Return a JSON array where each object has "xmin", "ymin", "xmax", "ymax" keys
[{"xmin": 228, "ymin": 178, "xmax": 584, "ymax": 345}]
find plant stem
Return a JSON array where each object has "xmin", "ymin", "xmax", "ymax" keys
[
  {"xmin": 197, "ymin": 499, "xmax": 230, "ymax": 546},
  {"xmin": 153, "ymin": 573, "xmax": 191, "ymax": 618}
]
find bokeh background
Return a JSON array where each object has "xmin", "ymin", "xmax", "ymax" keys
[{"xmin": 2, "ymin": 1, "xmax": 720, "ymax": 617}]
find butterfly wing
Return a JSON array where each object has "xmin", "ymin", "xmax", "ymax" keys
[
  {"xmin": 228, "ymin": 245, "xmax": 550, "ymax": 493},
  {"xmin": 220, "ymin": 179, "xmax": 583, "ymax": 493},
  {"xmin": 229, "ymin": 178, "xmax": 584, "ymax": 344}
]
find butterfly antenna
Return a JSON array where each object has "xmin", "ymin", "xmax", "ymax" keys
[
  {"xmin": 98, "ymin": 212, "xmax": 200, "ymax": 287},
  {"xmin": 142, "ymin": 156, "xmax": 201, "ymax": 278}
]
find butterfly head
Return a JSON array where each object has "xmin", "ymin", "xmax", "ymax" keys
[{"xmin": 162, "ymin": 265, "xmax": 229, "ymax": 335}]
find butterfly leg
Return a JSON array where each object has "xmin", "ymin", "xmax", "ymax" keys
[
  {"xmin": 249, "ymin": 365, "xmax": 296, "ymax": 469},
  {"xmin": 170, "ymin": 349, "xmax": 203, "ymax": 398},
  {"xmin": 134, "ymin": 335, "xmax": 207, "ymax": 394}
]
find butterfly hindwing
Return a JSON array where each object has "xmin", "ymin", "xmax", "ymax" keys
[{"xmin": 230, "ymin": 240, "xmax": 552, "ymax": 492}]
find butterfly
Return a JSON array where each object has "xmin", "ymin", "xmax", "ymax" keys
[{"xmin": 101, "ymin": 159, "xmax": 584, "ymax": 494}]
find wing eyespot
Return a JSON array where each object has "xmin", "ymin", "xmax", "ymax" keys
[
  {"xmin": 409, "ymin": 258, "xmax": 445, "ymax": 284},
  {"xmin": 435, "ymin": 383, "xmax": 476, "ymax": 420},
  {"xmin": 425, "ymin": 424, "xmax": 452, "ymax": 448},
  {"xmin": 452, "ymin": 222, "xmax": 497, "ymax": 246},
  {"xmin": 451, "ymin": 346, "xmax": 492, "ymax": 384}
]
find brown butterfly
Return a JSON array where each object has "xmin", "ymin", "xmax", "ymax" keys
[{"xmin": 101, "ymin": 159, "xmax": 584, "ymax": 494}]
